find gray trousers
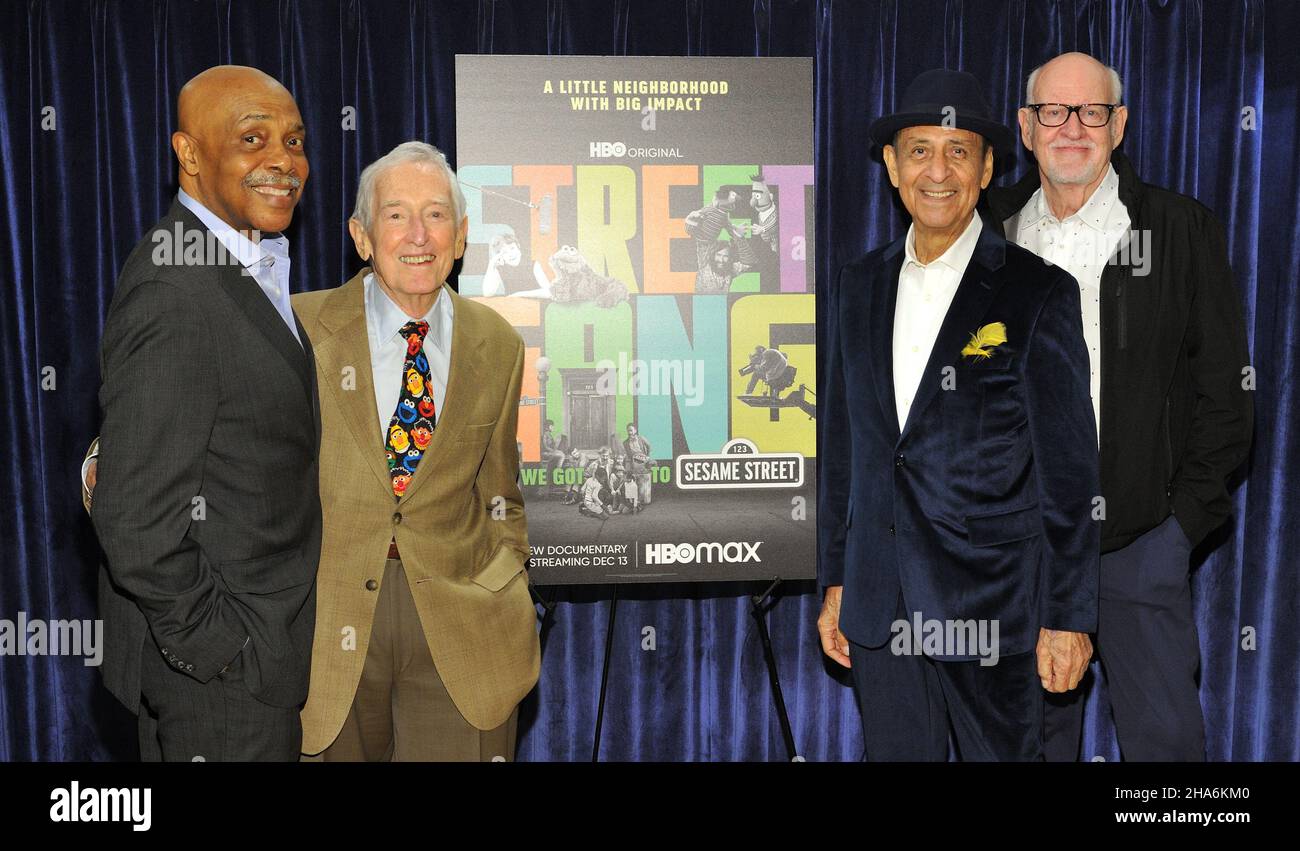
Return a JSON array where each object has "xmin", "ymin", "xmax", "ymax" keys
[{"xmin": 137, "ymin": 631, "xmax": 301, "ymax": 762}]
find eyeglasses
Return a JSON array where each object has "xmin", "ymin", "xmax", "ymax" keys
[{"xmin": 1027, "ymin": 103, "xmax": 1120, "ymax": 128}]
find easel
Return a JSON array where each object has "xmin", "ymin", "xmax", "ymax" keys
[{"xmin": 572, "ymin": 578, "xmax": 799, "ymax": 762}]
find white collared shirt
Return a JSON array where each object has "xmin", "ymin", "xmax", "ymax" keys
[
  {"xmin": 892, "ymin": 212, "xmax": 983, "ymax": 430},
  {"xmin": 176, "ymin": 188, "xmax": 301, "ymax": 345},
  {"xmin": 365, "ymin": 274, "xmax": 454, "ymax": 440},
  {"xmin": 1012, "ymin": 164, "xmax": 1129, "ymax": 443}
]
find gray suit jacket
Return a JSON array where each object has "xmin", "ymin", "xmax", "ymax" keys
[{"xmin": 92, "ymin": 199, "xmax": 321, "ymax": 712}]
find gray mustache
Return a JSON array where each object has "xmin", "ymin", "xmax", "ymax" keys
[{"xmin": 244, "ymin": 175, "xmax": 302, "ymax": 189}]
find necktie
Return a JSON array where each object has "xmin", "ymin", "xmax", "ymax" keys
[{"xmin": 385, "ymin": 320, "xmax": 437, "ymax": 498}]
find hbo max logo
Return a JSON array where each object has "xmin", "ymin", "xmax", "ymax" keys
[
  {"xmin": 644, "ymin": 541, "xmax": 763, "ymax": 564},
  {"xmin": 589, "ymin": 141, "xmax": 627, "ymax": 158}
]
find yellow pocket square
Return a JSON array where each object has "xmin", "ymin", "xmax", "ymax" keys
[{"xmin": 961, "ymin": 322, "xmax": 1008, "ymax": 360}]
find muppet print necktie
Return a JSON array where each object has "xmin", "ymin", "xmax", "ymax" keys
[{"xmin": 384, "ymin": 320, "xmax": 438, "ymax": 498}]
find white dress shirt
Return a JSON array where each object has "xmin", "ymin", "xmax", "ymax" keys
[
  {"xmin": 177, "ymin": 188, "xmax": 301, "ymax": 345},
  {"xmin": 1011, "ymin": 164, "xmax": 1129, "ymax": 443},
  {"xmin": 365, "ymin": 274, "xmax": 454, "ymax": 439},
  {"xmin": 892, "ymin": 213, "xmax": 983, "ymax": 430}
]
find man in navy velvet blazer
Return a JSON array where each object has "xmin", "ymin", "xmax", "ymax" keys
[{"xmin": 816, "ymin": 69, "xmax": 1100, "ymax": 760}]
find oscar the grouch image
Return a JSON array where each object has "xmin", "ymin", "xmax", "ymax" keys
[{"xmin": 547, "ymin": 245, "xmax": 630, "ymax": 308}]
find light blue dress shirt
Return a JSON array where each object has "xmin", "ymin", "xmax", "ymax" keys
[
  {"xmin": 365, "ymin": 273, "xmax": 454, "ymax": 440},
  {"xmin": 177, "ymin": 188, "xmax": 301, "ymax": 345}
]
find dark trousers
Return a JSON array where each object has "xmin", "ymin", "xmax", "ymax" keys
[
  {"xmin": 137, "ymin": 632, "xmax": 301, "ymax": 762},
  {"xmin": 1044, "ymin": 515, "xmax": 1205, "ymax": 761},
  {"xmin": 849, "ymin": 600, "xmax": 1044, "ymax": 761},
  {"xmin": 312, "ymin": 559, "xmax": 517, "ymax": 762}
]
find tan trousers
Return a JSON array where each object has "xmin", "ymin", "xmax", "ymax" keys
[{"xmin": 311, "ymin": 558, "xmax": 517, "ymax": 762}]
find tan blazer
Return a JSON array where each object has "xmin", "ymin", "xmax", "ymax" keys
[{"xmin": 292, "ymin": 270, "xmax": 539, "ymax": 754}]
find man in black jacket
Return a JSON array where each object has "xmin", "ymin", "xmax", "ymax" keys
[{"xmin": 987, "ymin": 52, "xmax": 1254, "ymax": 761}]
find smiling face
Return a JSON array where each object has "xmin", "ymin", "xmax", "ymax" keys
[
  {"xmin": 172, "ymin": 67, "xmax": 308, "ymax": 236},
  {"xmin": 711, "ymin": 244, "xmax": 733, "ymax": 270},
  {"xmin": 884, "ymin": 126, "xmax": 992, "ymax": 241},
  {"xmin": 499, "ymin": 240, "xmax": 522, "ymax": 266},
  {"xmin": 349, "ymin": 160, "xmax": 467, "ymax": 314},
  {"xmin": 1019, "ymin": 53, "xmax": 1126, "ymax": 188}
]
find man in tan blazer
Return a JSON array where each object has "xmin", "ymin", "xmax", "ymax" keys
[{"xmin": 293, "ymin": 141, "xmax": 539, "ymax": 760}]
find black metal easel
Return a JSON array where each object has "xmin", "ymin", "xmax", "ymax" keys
[
  {"xmin": 751, "ymin": 577, "xmax": 798, "ymax": 761},
  {"xmin": 590, "ymin": 584, "xmax": 619, "ymax": 761},
  {"xmin": 529, "ymin": 584, "xmax": 558, "ymax": 654}
]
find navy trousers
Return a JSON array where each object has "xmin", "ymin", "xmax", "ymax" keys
[
  {"xmin": 849, "ymin": 596, "xmax": 1044, "ymax": 761},
  {"xmin": 1044, "ymin": 514, "xmax": 1206, "ymax": 761}
]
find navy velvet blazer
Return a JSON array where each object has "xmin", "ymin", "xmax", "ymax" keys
[{"xmin": 818, "ymin": 219, "xmax": 1100, "ymax": 659}]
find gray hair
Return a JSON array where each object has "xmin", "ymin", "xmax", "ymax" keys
[
  {"xmin": 1025, "ymin": 61, "xmax": 1123, "ymax": 105},
  {"xmin": 350, "ymin": 141, "xmax": 467, "ymax": 230}
]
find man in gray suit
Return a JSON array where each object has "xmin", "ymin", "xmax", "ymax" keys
[{"xmin": 92, "ymin": 65, "xmax": 320, "ymax": 761}]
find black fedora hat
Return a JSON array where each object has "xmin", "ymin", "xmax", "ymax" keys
[{"xmin": 869, "ymin": 68, "xmax": 1015, "ymax": 157}]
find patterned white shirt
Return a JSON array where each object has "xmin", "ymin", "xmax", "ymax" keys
[{"xmin": 1012, "ymin": 164, "xmax": 1130, "ymax": 444}]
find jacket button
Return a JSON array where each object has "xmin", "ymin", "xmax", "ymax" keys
[
  {"xmin": 392, "ymin": 512, "xmax": 402, "ymax": 524},
  {"xmin": 366, "ymin": 579, "xmax": 378, "ymax": 591},
  {"xmin": 889, "ymin": 524, "xmax": 895, "ymax": 535},
  {"xmin": 895, "ymin": 455, "xmax": 905, "ymax": 467}
]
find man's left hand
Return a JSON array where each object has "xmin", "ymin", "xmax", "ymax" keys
[{"xmin": 1035, "ymin": 627, "xmax": 1093, "ymax": 692}]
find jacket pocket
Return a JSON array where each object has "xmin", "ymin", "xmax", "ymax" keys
[
  {"xmin": 965, "ymin": 348, "xmax": 1015, "ymax": 370},
  {"xmin": 965, "ymin": 504, "xmax": 1041, "ymax": 547},
  {"xmin": 219, "ymin": 547, "xmax": 311, "ymax": 594},
  {"xmin": 471, "ymin": 541, "xmax": 526, "ymax": 592},
  {"xmin": 453, "ymin": 420, "xmax": 497, "ymax": 443}
]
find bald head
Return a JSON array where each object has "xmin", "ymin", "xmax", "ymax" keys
[
  {"xmin": 177, "ymin": 66, "xmax": 291, "ymax": 137},
  {"xmin": 1026, "ymin": 52, "xmax": 1122, "ymax": 106},
  {"xmin": 171, "ymin": 65, "xmax": 308, "ymax": 237}
]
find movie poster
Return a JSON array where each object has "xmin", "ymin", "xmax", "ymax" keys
[{"xmin": 455, "ymin": 55, "xmax": 815, "ymax": 584}]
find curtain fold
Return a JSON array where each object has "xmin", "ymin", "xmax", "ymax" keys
[{"xmin": 0, "ymin": 0, "xmax": 1293, "ymax": 761}]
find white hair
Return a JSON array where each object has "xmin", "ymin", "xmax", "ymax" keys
[
  {"xmin": 350, "ymin": 141, "xmax": 466, "ymax": 230},
  {"xmin": 1025, "ymin": 60, "xmax": 1123, "ymax": 105}
]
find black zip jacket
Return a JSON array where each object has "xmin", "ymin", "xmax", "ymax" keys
[{"xmin": 986, "ymin": 151, "xmax": 1253, "ymax": 553}]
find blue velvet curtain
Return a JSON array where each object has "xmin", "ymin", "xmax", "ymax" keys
[{"xmin": 1, "ymin": 0, "xmax": 1294, "ymax": 761}]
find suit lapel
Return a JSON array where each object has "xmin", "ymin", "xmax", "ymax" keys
[
  {"xmin": 297, "ymin": 311, "xmax": 320, "ymax": 432},
  {"xmin": 867, "ymin": 239, "xmax": 905, "ymax": 442},
  {"xmin": 166, "ymin": 200, "xmax": 313, "ymax": 400},
  {"xmin": 312, "ymin": 272, "xmax": 394, "ymax": 495},
  {"xmin": 398, "ymin": 285, "xmax": 486, "ymax": 504},
  {"xmin": 202, "ymin": 234, "xmax": 313, "ymax": 402},
  {"xmin": 898, "ymin": 224, "xmax": 1008, "ymax": 443}
]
